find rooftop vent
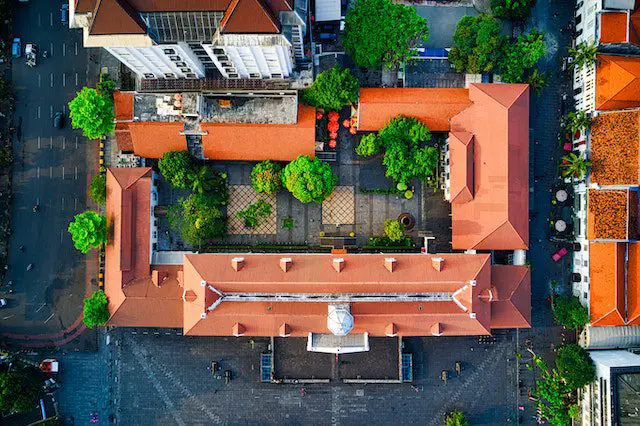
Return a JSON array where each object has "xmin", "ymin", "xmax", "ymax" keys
[
  {"xmin": 333, "ymin": 258, "xmax": 345, "ymax": 273},
  {"xmin": 231, "ymin": 257, "xmax": 244, "ymax": 271},
  {"xmin": 280, "ymin": 257, "xmax": 292, "ymax": 272},
  {"xmin": 384, "ymin": 258, "xmax": 397, "ymax": 272},
  {"xmin": 432, "ymin": 257, "xmax": 444, "ymax": 272}
]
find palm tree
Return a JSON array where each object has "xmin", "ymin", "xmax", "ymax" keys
[
  {"xmin": 526, "ymin": 68, "xmax": 548, "ymax": 95},
  {"xmin": 560, "ymin": 153, "xmax": 591, "ymax": 179},
  {"xmin": 562, "ymin": 111, "xmax": 591, "ymax": 134},
  {"xmin": 569, "ymin": 42, "xmax": 598, "ymax": 70}
]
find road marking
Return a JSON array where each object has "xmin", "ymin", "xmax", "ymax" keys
[
  {"xmin": 63, "ymin": 104, "xmax": 66, "ymax": 115},
  {"xmin": 62, "ymin": 167, "xmax": 65, "ymax": 179},
  {"xmin": 37, "ymin": 73, "xmax": 41, "ymax": 88},
  {"xmin": 62, "ymin": 73, "xmax": 66, "ymax": 87},
  {"xmin": 37, "ymin": 106, "xmax": 40, "ymax": 119},
  {"xmin": 62, "ymin": 43, "xmax": 66, "ymax": 57},
  {"xmin": 50, "ymin": 73, "xmax": 54, "ymax": 88},
  {"xmin": 37, "ymin": 137, "xmax": 41, "ymax": 149},
  {"xmin": 49, "ymin": 166, "xmax": 52, "ymax": 178},
  {"xmin": 38, "ymin": 13, "xmax": 41, "ymax": 27},
  {"xmin": 35, "ymin": 303, "xmax": 46, "ymax": 313},
  {"xmin": 75, "ymin": 42, "xmax": 78, "ymax": 55},
  {"xmin": 74, "ymin": 197, "xmax": 78, "ymax": 210},
  {"xmin": 75, "ymin": 136, "xmax": 78, "ymax": 149},
  {"xmin": 37, "ymin": 167, "xmax": 40, "ymax": 179},
  {"xmin": 49, "ymin": 12, "xmax": 53, "ymax": 27},
  {"xmin": 50, "ymin": 42, "xmax": 53, "ymax": 56},
  {"xmin": 62, "ymin": 136, "xmax": 66, "ymax": 149},
  {"xmin": 50, "ymin": 137, "xmax": 53, "ymax": 149},
  {"xmin": 44, "ymin": 312, "xmax": 55, "ymax": 324},
  {"xmin": 50, "ymin": 105, "xmax": 53, "ymax": 118},
  {"xmin": 2, "ymin": 315, "xmax": 14, "ymax": 320},
  {"xmin": 61, "ymin": 196, "xmax": 65, "ymax": 209},
  {"xmin": 74, "ymin": 167, "xmax": 78, "ymax": 180}
]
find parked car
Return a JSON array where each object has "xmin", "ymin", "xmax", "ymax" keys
[
  {"xmin": 60, "ymin": 3, "xmax": 69, "ymax": 24},
  {"xmin": 551, "ymin": 247, "xmax": 568, "ymax": 262},
  {"xmin": 25, "ymin": 43, "xmax": 37, "ymax": 67},
  {"xmin": 53, "ymin": 112, "xmax": 64, "ymax": 129},
  {"xmin": 11, "ymin": 38, "xmax": 21, "ymax": 58},
  {"xmin": 0, "ymin": 298, "xmax": 6, "ymax": 308}
]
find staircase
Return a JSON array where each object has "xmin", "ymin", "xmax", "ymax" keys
[
  {"xmin": 187, "ymin": 135, "xmax": 204, "ymax": 160},
  {"xmin": 291, "ymin": 25, "xmax": 305, "ymax": 61}
]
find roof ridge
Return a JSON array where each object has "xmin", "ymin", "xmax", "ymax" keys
[{"xmin": 470, "ymin": 83, "xmax": 527, "ymax": 109}]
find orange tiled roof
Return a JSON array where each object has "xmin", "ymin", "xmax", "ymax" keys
[
  {"xmin": 490, "ymin": 265, "xmax": 531, "ymax": 329},
  {"xmin": 448, "ymin": 131, "xmax": 474, "ymax": 204},
  {"xmin": 587, "ymin": 189, "xmax": 638, "ymax": 240},
  {"xmin": 590, "ymin": 110, "xmax": 640, "ymax": 186},
  {"xmin": 201, "ymin": 104, "xmax": 315, "ymax": 161},
  {"xmin": 104, "ymin": 168, "xmax": 183, "ymax": 327},
  {"xmin": 115, "ymin": 122, "xmax": 134, "ymax": 152},
  {"xmin": 89, "ymin": 0, "xmax": 147, "ymax": 35},
  {"xmin": 596, "ymin": 55, "xmax": 640, "ymax": 111},
  {"xmin": 600, "ymin": 12, "xmax": 629, "ymax": 44},
  {"xmin": 113, "ymin": 91, "xmax": 134, "ymax": 121},
  {"xmin": 450, "ymin": 84, "xmax": 530, "ymax": 250},
  {"xmin": 357, "ymin": 88, "xmax": 472, "ymax": 132},
  {"xmin": 126, "ymin": 121, "xmax": 187, "ymax": 158}
]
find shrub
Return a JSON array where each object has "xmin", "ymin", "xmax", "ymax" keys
[
  {"xmin": 282, "ymin": 156, "xmax": 338, "ymax": 203},
  {"xmin": 96, "ymin": 73, "xmax": 116, "ymax": 97},
  {"xmin": 89, "ymin": 174, "xmax": 107, "ymax": 205},
  {"xmin": 158, "ymin": 151, "xmax": 197, "ymax": 190},
  {"xmin": 83, "ymin": 290, "xmax": 110, "ymax": 328},
  {"xmin": 556, "ymin": 344, "xmax": 596, "ymax": 390},
  {"xmin": 301, "ymin": 67, "xmax": 360, "ymax": 111},
  {"xmin": 251, "ymin": 161, "xmax": 283, "ymax": 194},
  {"xmin": 384, "ymin": 219, "xmax": 406, "ymax": 242},
  {"xmin": 282, "ymin": 216, "xmax": 295, "ymax": 229},
  {"xmin": 552, "ymin": 295, "xmax": 589, "ymax": 329},
  {"xmin": 445, "ymin": 409, "xmax": 469, "ymax": 426},
  {"xmin": 0, "ymin": 368, "xmax": 41, "ymax": 414},
  {"xmin": 237, "ymin": 199, "xmax": 272, "ymax": 228},
  {"xmin": 68, "ymin": 87, "xmax": 115, "ymax": 140},
  {"xmin": 343, "ymin": 0, "xmax": 429, "ymax": 69},
  {"xmin": 491, "ymin": 0, "xmax": 536, "ymax": 19},
  {"xmin": 355, "ymin": 133, "xmax": 383, "ymax": 157},
  {"xmin": 191, "ymin": 166, "xmax": 227, "ymax": 198},
  {"xmin": 168, "ymin": 194, "xmax": 226, "ymax": 246},
  {"xmin": 68, "ymin": 211, "xmax": 107, "ymax": 253},
  {"xmin": 448, "ymin": 15, "xmax": 505, "ymax": 74}
]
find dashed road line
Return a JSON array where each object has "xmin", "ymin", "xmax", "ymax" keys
[
  {"xmin": 37, "ymin": 167, "xmax": 40, "ymax": 179},
  {"xmin": 75, "ymin": 42, "xmax": 78, "ymax": 55},
  {"xmin": 62, "ymin": 136, "xmax": 66, "ymax": 149},
  {"xmin": 75, "ymin": 72, "xmax": 78, "ymax": 86},
  {"xmin": 50, "ymin": 105, "xmax": 53, "ymax": 118},
  {"xmin": 50, "ymin": 73, "xmax": 53, "ymax": 88},
  {"xmin": 50, "ymin": 137, "xmax": 53, "ymax": 149},
  {"xmin": 44, "ymin": 312, "xmax": 55, "ymax": 324},
  {"xmin": 74, "ymin": 167, "xmax": 78, "ymax": 180},
  {"xmin": 49, "ymin": 42, "xmax": 53, "ymax": 56},
  {"xmin": 62, "ymin": 43, "xmax": 66, "ymax": 57},
  {"xmin": 49, "ymin": 166, "xmax": 52, "ymax": 178},
  {"xmin": 62, "ymin": 73, "xmax": 66, "ymax": 87},
  {"xmin": 37, "ymin": 137, "xmax": 41, "ymax": 149},
  {"xmin": 62, "ymin": 167, "xmax": 65, "ymax": 179},
  {"xmin": 38, "ymin": 13, "xmax": 41, "ymax": 27},
  {"xmin": 75, "ymin": 136, "xmax": 78, "ymax": 149},
  {"xmin": 37, "ymin": 106, "xmax": 40, "ymax": 119},
  {"xmin": 49, "ymin": 12, "xmax": 53, "ymax": 27},
  {"xmin": 37, "ymin": 73, "xmax": 41, "ymax": 88}
]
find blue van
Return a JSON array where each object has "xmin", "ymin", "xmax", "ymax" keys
[{"xmin": 11, "ymin": 38, "xmax": 21, "ymax": 58}]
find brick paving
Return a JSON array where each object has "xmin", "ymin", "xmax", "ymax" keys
[
  {"xmin": 322, "ymin": 186, "xmax": 355, "ymax": 225},
  {"xmin": 227, "ymin": 185, "xmax": 277, "ymax": 235}
]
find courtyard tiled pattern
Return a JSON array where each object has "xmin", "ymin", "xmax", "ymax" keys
[
  {"xmin": 322, "ymin": 186, "xmax": 355, "ymax": 225},
  {"xmin": 227, "ymin": 185, "xmax": 277, "ymax": 235}
]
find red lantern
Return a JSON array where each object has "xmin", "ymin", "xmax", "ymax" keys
[
  {"xmin": 328, "ymin": 121, "xmax": 339, "ymax": 133},
  {"xmin": 328, "ymin": 111, "xmax": 340, "ymax": 122},
  {"xmin": 342, "ymin": 119, "xmax": 350, "ymax": 128},
  {"xmin": 328, "ymin": 139, "xmax": 337, "ymax": 149},
  {"xmin": 329, "ymin": 131, "xmax": 338, "ymax": 139},
  {"xmin": 349, "ymin": 127, "xmax": 357, "ymax": 135},
  {"xmin": 316, "ymin": 111, "xmax": 324, "ymax": 120}
]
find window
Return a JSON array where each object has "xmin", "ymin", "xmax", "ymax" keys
[
  {"xmin": 249, "ymin": 73, "xmax": 261, "ymax": 79},
  {"xmin": 180, "ymin": 67, "xmax": 191, "ymax": 73},
  {"xmin": 143, "ymin": 73, "xmax": 156, "ymax": 79},
  {"xmin": 176, "ymin": 61, "xmax": 187, "ymax": 67},
  {"xmin": 169, "ymin": 55, "xmax": 181, "ymax": 61},
  {"xmin": 164, "ymin": 73, "xmax": 177, "ymax": 79},
  {"xmin": 163, "ymin": 48, "xmax": 175, "ymax": 55},
  {"xmin": 186, "ymin": 73, "xmax": 197, "ymax": 79},
  {"xmin": 228, "ymin": 73, "xmax": 239, "ymax": 78},
  {"xmin": 213, "ymin": 48, "xmax": 225, "ymax": 55}
]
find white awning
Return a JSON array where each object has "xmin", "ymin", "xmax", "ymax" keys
[
  {"xmin": 315, "ymin": 0, "xmax": 341, "ymax": 22},
  {"xmin": 307, "ymin": 332, "xmax": 369, "ymax": 353}
]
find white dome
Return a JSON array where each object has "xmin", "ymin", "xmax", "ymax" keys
[{"xmin": 327, "ymin": 304, "xmax": 354, "ymax": 336}]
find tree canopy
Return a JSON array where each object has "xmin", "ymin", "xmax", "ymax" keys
[
  {"xmin": 168, "ymin": 194, "xmax": 226, "ymax": 246},
  {"xmin": 68, "ymin": 87, "xmax": 115, "ymax": 140},
  {"xmin": 343, "ymin": 0, "xmax": 429, "ymax": 69},
  {"xmin": 282, "ymin": 156, "xmax": 338, "ymax": 203},
  {"xmin": 89, "ymin": 174, "xmax": 107, "ymax": 205},
  {"xmin": 0, "ymin": 368, "xmax": 40, "ymax": 414},
  {"xmin": 445, "ymin": 409, "xmax": 469, "ymax": 426},
  {"xmin": 491, "ymin": 0, "xmax": 536, "ymax": 19},
  {"xmin": 556, "ymin": 344, "xmax": 596, "ymax": 390},
  {"xmin": 158, "ymin": 151, "xmax": 197, "ymax": 190},
  {"xmin": 500, "ymin": 30, "xmax": 547, "ymax": 83},
  {"xmin": 251, "ymin": 161, "xmax": 283, "ymax": 194},
  {"xmin": 384, "ymin": 219, "xmax": 405, "ymax": 242},
  {"xmin": 301, "ymin": 67, "xmax": 360, "ymax": 111},
  {"xmin": 237, "ymin": 199, "xmax": 272, "ymax": 228},
  {"xmin": 68, "ymin": 210, "xmax": 107, "ymax": 253},
  {"xmin": 355, "ymin": 133, "xmax": 383, "ymax": 157},
  {"xmin": 532, "ymin": 356, "xmax": 574, "ymax": 426},
  {"xmin": 569, "ymin": 42, "xmax": 598, "ymax": 70},
  {"xmin": 552, "ymin": 295, "xmax": 589, "ymax": 329},
  {"xmin": 448, "ymin": 14, "xmax": 505, "ymax": 74},
  {"xmin": 83, "ymin": 290, "xmax": 110, "ymax": 328}
]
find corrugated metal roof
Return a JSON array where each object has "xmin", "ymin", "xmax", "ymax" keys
[{"xmin": 315, "ymin": 0, "xmax": 341, "ymax": 22}]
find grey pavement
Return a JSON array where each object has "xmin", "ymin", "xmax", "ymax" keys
[
  {"xmin": 2, "ymin": 0, "xmax": 94, "ymax": 339},
  {"xmin": 414, "ymin": 6, "xmax": 478, "ymax": 49}
]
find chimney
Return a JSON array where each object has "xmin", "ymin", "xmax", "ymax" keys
[
  {"xmin": 333, "ymin": 258, "xmax": 345, "ymax": 272},
  {"xmin": 280, "ymin": 257, "xmax": 292, "ymax": 272},
  {"xmin": 384, "ymin": 257, "xmax": 397, "ymax": 272},
  {"xmin": 231, "ymin": 257, "xmax": 244, "ymax": 271},
  {"xmin": 470, "ymin": 279, "xmax": 477, "ymax": 286},
  {"xmin": 469, "ymin": 312, "xmax": 476, "ymax": 319},
  {"xmin": 232, "ymin": 322, "xmax": 245, "ymax": 337},
  {"xmin": 431, "ymin": 322, "xmax": 444, "ymax": 336},
  {"xmin": 385, "ymin": 322, "xmax": 398, "ymax": 337},
  {"xmin": 479, "ymin": 286, "xmax": 498, "ymax": 303},
  {"xmin": 279, "ymin": 323, "xmax": 291, "ymax": 337},
  {"xmin": 432, "ymin": 257, "xmax": 444, "ymax": 272}
]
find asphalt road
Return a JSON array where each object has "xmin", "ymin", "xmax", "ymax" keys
[{"xmin": 2, "ymin": 0, "xmax": 92, "ymax": 337}]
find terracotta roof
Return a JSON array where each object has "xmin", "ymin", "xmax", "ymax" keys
[
  {"xmin": 104, "ymin": 168, "xmax": 183, "ymax": 327},
  {"xmin": 590, "ymin": 110, "xmax": 640, "ymax": 186},
  {"xmin": 596, "ymin": 55, "xmax": 640, "ymax": 111},
  {"xmin": 587, "ymin": 189, "xmax": 638, "ymax": 241},
  {"xmin": 489, "ymin": 265, "xmax": 531, "ymax": 329},
  {"xmin": 201, "ymin": 105, "xmax": 315, "ymax": 161},
  {"xmin": 357, "ymin": 88, "xmax": 472, "ymax": 132},
  {"xmin": 448, "ymin": 131, "xmax": 474, "ymax": 204},
  {"xmin": 450, "ymin": 84, "xmax": 530, "ymax": 250},
  {"xmin": 600, "ymin": 12, "xmax": 629, "ymax": 44},
  {"xmin": 115, "ymin": 122, "xmax": 134, "ymax": 151},
  {"xmin": 75, "ymin": 0, "xmax": 97, "ymax": 13},
  {"xmin": 590, "ymin": 242, "xmax": 626, "ymax": 326},
  {"xmin": 219, "ymin": 0, "xmax": 280, "ymax": 33},
  {"xmin": 126, "ymin": 0, "xmax": 233, "ymax": 11},
  {"xmin": 89, "ymin": 0, "xmax": 147, "ymax": 35},
  {"xmin": 113, "ymin": 91, "xmax": 134, "ymax": 121},
  {"xmin": 126, "ymin": 121, "xmax": 187, "ymax": 158}
]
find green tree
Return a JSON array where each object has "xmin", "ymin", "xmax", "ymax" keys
[
  {"xmin": 190, "ymin": 166, "xmax": 227, "ymax": 197},
  {"xmin": 68, "ymin": 87, "xmax": 115, "ymax": 140},
  {"xmin": 237, "ymin": 199, "xmax": 272, "ymax": 228},
  {"xmin": 158, "ymin": 151, "xmax": 197, "ymax": 190},
  {"xmin": 445, "ymin": 409, "xmax": 469, "ymax": 426},
  {"xmin": 68, "ymin": 211, "xmax": 107, "ymax": 253},
  {"xmin": 569, "ymin": 42, "xmax": 598, "ymax": 70},
  {"xmin": 282, "ymin": 156, "xmax": 338, "ymax": 203},
  {"xmin": 96, "ymin": 73, "xmax": 116, "ymax": 98},
  {"xmin": 552, "ymin": 295, "xmax": 589, "ymax": 329},
  {"xmin": 83, "ymin": 290, "xmax": 110, "ymax": 328},
  {"xmin": 562, "ymin": 110, "xmax": 591, "ymax": 134},
  {"xmin": 556, "ymin": 344, "xmax": 596, "ymax": 390},
  {"xmin": 500, "ymin": 30, "xmax": 547, "ymax": 83},
  {"xmin": 251, "ymin": 161, "xmax": 283, "ymax": 194},
  {"xmin": 343, "ymin": 0, "xmax": 429, "ymax": 69},
  {"xmin": 448, "ymin": 15, "xmax": 505, "ymax": 73},
  {"xmin": 89, "ymin": 174, "xmax": 107, "ymax": 205},
  {"xmin": 356, "ymin": 133, "xmax": 383, "ymax": 157},
  {"xmin": 301, "ymin": 67, "xmax": 360, "ymax": 111},
  {"xmin": 384, "ymin": 219, "xmax": 405, "ymax": 242},
  {"xmin": 532, "ymin": 355, "xmax": 574, "ymax": 426},
  {"xmin": 0, "ymin": 368, "xmax": 40, "ymax": 414},
  {"xmin": 491, "ymin": 0, "xmax": 536, "ymax": 19},
  {"xmin": 168, "ymin": 194, "xmax": 226, "ymax": 246},
  {"xmin": 526, "ymin": 68, "xmax": 549, "ymax": 95},
  {"xmin": 560, "ymin": 152, "xmax": 591, "ymax": 180}
]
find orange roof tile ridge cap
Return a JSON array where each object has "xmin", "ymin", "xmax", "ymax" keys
[
  {"xmin": 220, "ymin": 0, "xmax": 241, "ymax": 30},
  {"xmin": 623, "ymin": 241, "xmax": 630, "ymax": 322},
  {"xmin": 451, "ymin": 284, "xmax": 470, "ymax": 312},
  {"xmin": 470, "ymin": 83, "xmax": 525, "ymax": 109}
]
